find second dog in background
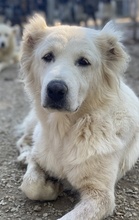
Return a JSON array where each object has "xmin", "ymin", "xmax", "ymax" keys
[{"xmin": 0, "ymin": 24, "xmax": 20, "ymax": 72}]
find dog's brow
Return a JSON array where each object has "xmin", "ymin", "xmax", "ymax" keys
[
  {"xmin": 46, "ymin": 34, "xmax": 68, "ymax": 45},
  {"xmin": 44, "ymin": 44, "xmax": 64, "ymax": 55},
  {"xmin": 43, "ymin": 38, "xmax": 67, "ymax": 53}
]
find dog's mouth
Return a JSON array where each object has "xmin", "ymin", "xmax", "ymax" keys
[
  {"xmin": 43, "ymin": 101, "xmax": 71, "ymax": 112},
  {"xmin": 44, "ymin": 102, "xmax": 67, "ymax": 111},
  {"xmin": 42, "ymin": 101, "xmax": 79, "ymax": 113}
]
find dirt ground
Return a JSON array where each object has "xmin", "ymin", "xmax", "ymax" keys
[{"xmin": 0, "ymin": 30, "xmax": 139, "ymax": 220}]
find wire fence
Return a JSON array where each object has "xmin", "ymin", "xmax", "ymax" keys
[{"xmin": 0, "ymin": 0, "xmax": 138, "ymax": 39}]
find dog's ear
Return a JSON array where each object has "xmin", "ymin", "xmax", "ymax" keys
[
  {"xmin": 20, "ymin": 14, "xmax": 47, "ymax": 91},
  {"xmin": 23, "ymin": 14, "xmax": 47, "ymax": 48},
  {"xmin": 97, "ymin": 21, "xmax": 130, "ymax": 76}
]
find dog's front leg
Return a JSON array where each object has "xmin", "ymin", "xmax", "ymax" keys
[
  {"xmin": 16, "ymin": 109, "xmax": 37, "ymax": 165},
  {"xmin": 58, "ymin": 154, "xmax": 119, "ymax": 220},
  {"xmin": 58, "ymin": 188, "xmax": 115, "ymax": 220},
  {"xmin": 20, "ymin": 159, "xmax": 62, "ymax": 201}
]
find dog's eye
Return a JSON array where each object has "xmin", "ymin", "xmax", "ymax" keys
[
  {"xmin": 77, "ymin": 57, "xmax": 91, "ymax": 67},
  {"xmin": 42, "ymin": 52, "xmax": 54, "ymax": 63}
]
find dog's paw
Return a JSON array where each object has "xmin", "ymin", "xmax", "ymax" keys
[
  {"xmin": 17, "ymin": 150, "xmax": 31, "ymax": 165},
  {"xmin": 57, "ymin": 215, "xmax": 71, "ymax": 220},
  {"xmin": 16, "ymin": 136, "xmax": 32, "ymax": 165},
  {"xmin": 16, "ymin": 134, "xmax": 32, "ymax": 151},
  {"xmin": 21, "ymin": 175, "xmax": 63, "ymax": 201},
  {"xmin": 57, "ymin": 213, "xmax": 80, "ymax": 220},
  {"xmin": 57, "ymin": 211, "xmax": 74, "ymax": 220}
]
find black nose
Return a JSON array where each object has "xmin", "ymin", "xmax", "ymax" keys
[
  {"xmin": 47, "ymin": 80, "xmax": 68, "ymax": 102},
  {"xmin": 1, "ymin": 42, "xmax": 5, "ymax": 48}
]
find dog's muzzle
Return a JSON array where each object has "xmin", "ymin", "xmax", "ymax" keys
[{"xmin": 43, "ymin": 80, "xmax": 69, "ymax": 111}]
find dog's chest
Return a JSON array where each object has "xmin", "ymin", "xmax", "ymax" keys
[{"xmin": 36, "ymin": 113, "xmax": 72, "ymax": 178}]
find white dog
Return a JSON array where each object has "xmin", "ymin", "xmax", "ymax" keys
[
  {"xmin": 17, "ymin": 15, "xmax": 139, "ymax": 220},
  {"xmin": 0, "ymin": 24, "xmax": 19, "ymax": 72}
]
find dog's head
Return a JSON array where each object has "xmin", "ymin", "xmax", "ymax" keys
[
  {"xmin": 0, "ymin": 24, "xmax": 16, "ymax": 50},
  {"xmin": 21, "ymin": 15, "xmax": 129, "ymax": 112}
]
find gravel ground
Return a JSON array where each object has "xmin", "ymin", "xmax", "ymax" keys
[{"xmin": 0, "ymin": 35, "xmax": 139, "ymax": 220}]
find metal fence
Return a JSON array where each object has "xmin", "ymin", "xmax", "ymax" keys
[{"xmin": 0, "ymin": 0, "xmax": 138, "ymax": 25}]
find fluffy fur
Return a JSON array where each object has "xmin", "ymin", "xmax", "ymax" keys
[
  {"xmin": 17, "ymin": 15, "xmax": 139, "ymax": 220},
  {"xmin": 0, "ymin": 24, "xmax": 19, "ymax": 72}
]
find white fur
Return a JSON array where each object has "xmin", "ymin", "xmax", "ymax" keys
[
  {"xmin": 17, "ymin": 15, "xmax": 139, "ymax": 220},
  {"xmin": 0, "ymin": 24, "xmax": 19, "ymax": 72}
]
